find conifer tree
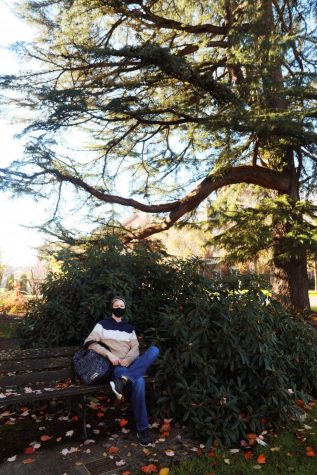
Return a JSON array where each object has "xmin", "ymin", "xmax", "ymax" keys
[{"xmin": 1, "ymin": 0, "xmax": 317, "ymax": 310}]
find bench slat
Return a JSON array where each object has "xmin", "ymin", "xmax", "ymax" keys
[
  {"xmin": 0, "ymin": 368, "xmax": 74, "ymax": 387},
  {"xmin": 0, "ymin": 382, "xmax": 106, "ymax": 406},
  {"xmin": 0, "ymin": 346, "xmax": 78, "ymax": 361},
  {"xmin": 0, "ymin": 356, "xmax": 73, "ymax": 372}
]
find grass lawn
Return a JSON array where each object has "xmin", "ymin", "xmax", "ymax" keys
[{"xmin": 170, "ymin": 403, "xmax": 317, "ymax": 475}]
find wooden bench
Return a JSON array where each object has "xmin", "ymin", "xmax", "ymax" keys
[{"xmin": 0, "ymin": 346, "xmax": 156, "ymax": 439}]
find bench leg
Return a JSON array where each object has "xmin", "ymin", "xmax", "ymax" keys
[
  {"xmin": 69, "ymin": 394, "xmax": 89, "ymax": 440},
  {"xmin": 79, "ymin": 394, "xmax": 88, "ymax": 440}
]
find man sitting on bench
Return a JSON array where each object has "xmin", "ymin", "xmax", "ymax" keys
[{"xmin": 84, "ymin": 296, "xmax": 160, "ymax": 446}]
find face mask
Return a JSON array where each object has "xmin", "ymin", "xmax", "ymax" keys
[{"xmin": 112, "ymin": 307, "xmax": 125, "ymax": 317}]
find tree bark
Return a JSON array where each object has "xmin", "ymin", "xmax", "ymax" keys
[
  {"xmin": 260, "ymin": 0, "xmax": 310, "ymax": 311},
  {"xmin": 272, "ymin": 225, "xmax": 310, "ymax": 311}
]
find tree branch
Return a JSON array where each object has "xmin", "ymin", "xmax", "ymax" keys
[
  {"xmin": 30, "ymin": 164, "xmax": 290, "ymax": 242},
  {"xmin": 125, "ymin": 165, "xmax": 291, "ymax": 241},
  {"xmin": 88, "ymin": 44, "xmax": 241, "ymax": 105},
  {"xmin": 105, "ymin": 0, "xmax": 227, "ymax": 36}
]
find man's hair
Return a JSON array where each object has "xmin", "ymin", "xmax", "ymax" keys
[{"xmin": 110, "ymin": 296, "xmax": 126, "ymax": 306}]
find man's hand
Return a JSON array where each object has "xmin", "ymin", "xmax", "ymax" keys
[
  {"xmin": 118, "ymin": 359, "xmax": 129, "ymax": 367},
  {"xmin": 107, "ymin": 353, "xmax": 120, "ymax": 366}
]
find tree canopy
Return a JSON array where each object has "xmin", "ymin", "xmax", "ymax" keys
[{"xmin": 1, "ymin": 0, "xmax": 317, "ymax": 309}]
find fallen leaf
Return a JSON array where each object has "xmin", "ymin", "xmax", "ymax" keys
[
  {"xmin": 229, "ymin": 449, "xmax": 240, "ymax": 454},
  {"xmin": 108, "ymin": 446, "xmax": 119, "ymax": 455},
  {"xmin": 224, "ymin": 458, "xmax": 230, "ymax": 464},
  {"xmin": 83, "ymin": 439, "xmax": 95, "ymax": 445},
  {"xmin": 116, "ymin": 459, "xmax": 126, "ymax": 466},
  {"xmin": 257, "ymin": 454, "xmax": 266, "ymax": 464},
  {"xmin": 61, "ymin": 447, "xmax": 78, "ymax": 456},
  {"xmin": 97, "ymin": 412, "xmax": 105, "ymax": 418},
  {"xmin": 160, "ymin": 423, "xmax": 171, "ymax": 433},
  {"xmin": 7, "ymin": 455, "xmax": 17, "ymax": 462},
  {"xmin": 295, "ymin": 399, "xmax": 305, "ymax": 408},
  {"xmin": 270, "ymin": 447, "xmax": 280, "ymax": 452},
  {"xmin": 56, "ymin": 437, "xmax": 62, "ymax": 442},
  {"xmin": 141, "ymin": 464, "xmax": 158, "ymax": 473},
  {"xmin": 30, "ymin": 442, "xmax": 41, "ymax": 449},
  {"xmin": 119, "ymin": 418, "xmax": 129, "ymax": 427},
  {"xmin": 65, "ymin": 430, "xmax": 74, "ymax": 437},
  {"xmin": 24, "ymin": 447, "xmax": 35, "ymax": 454},
  {"xmin": 252, "ymin": 465, "xmax": 262, "ymax": 470},
  {"xmin": 122, "ymin": 472, "xmax": 131, "ymax": 475},
  {"xmin": 22, "ymin": 458, "xmax": 35, "ymax": 464},
  {"xmin": 159, "ymin": 469, "xmax": 170, "ymax": 475},
  {"xmin": 165, "ymin": 449, "xmax": 175, "ymax": 457},
  {"xmin": 244, "ymin": 451, "xmax": 253, "ymax": 460},
  {"xmin": 256, "ymin": 438, "xmax": 267, "ymax": 447},
  {"xmin": 306, "ymin": 447, "xmax": 316, "ymax": 457},
  {"xmin": 40, "ymin": 435, "xmax": 52, "ymax": 442}
]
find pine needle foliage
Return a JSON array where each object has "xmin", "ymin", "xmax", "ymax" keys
[
  {"xmin": 208, "ymin": 192, "xmax": 317, "ymax": 265},
  {"xmin": 1, "ymin": 0, "xmax": 317, "ymax": 308}
]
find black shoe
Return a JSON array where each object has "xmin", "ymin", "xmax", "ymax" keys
[
  {"xmin": 109, "ymin": 377, "xmax": 127, "ymax": 400},
  {"xmin": 137, "ymin": 429, "xmax": 153, "ymax": 446}
]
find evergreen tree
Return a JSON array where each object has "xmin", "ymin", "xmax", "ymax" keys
[{"xmin": 1, "ymin": 0, "xmax": 317, "ymax": 310}]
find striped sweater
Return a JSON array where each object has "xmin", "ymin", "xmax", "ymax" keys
[{"xmin": 84, "ymin": 317, "xmax": 139, "ymax": 365}]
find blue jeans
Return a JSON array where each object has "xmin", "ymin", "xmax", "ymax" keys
[{"xmin": 113, "ymin": 345, "xmax": 160, "ymax": 431}]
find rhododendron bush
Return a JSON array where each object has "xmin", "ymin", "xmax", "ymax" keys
[{"xmin": 19, "ymin": 238, "xmax": 317, "ymax": 445}]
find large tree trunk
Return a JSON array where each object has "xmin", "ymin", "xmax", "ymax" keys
[
  {"xmin": 272, "ymin": 247, "xmax": 310, "ymax": 311},
  {"xmin": 271, "ymin": 156, "xmax": 310, "ymax": 311},
  {"xmin": 271, "ymin": 185, "xmax": 310, "ymax": 311},
  {"xmin": 259, "ymin": 0, "xmax": 310, "ymax": 311}
]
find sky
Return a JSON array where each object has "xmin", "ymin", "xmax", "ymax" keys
[
  {"xmin": 0, "ymin": 1, "xmax": 135, "ymax": 270},
  {"xmin": 0, "ymin": 0, "xmax": 45, "ymax": 268}
]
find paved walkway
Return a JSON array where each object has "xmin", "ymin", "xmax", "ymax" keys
[{"xmin": 0, "ymin": 420, "xmax": 196, "ymax": 475}]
